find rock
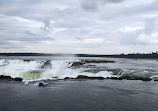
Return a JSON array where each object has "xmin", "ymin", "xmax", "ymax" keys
[
  {"xmin": 120, "ymin": 75, "xmax": 152, "ymax": 81},
  {"xmin": 138, "ymin": 77, "xmax": 152, "ymax": 81},
  {"xmin": 83, "ymin": 60, "xmax": 115, "ymax": 63},
  {"xmin": 76, "ymin": 75, "xmax": 105, "ymax": 80},
  {"xmin": 41, "ymin": 60, "xmax": 52, "ymax": 69},
  {"xmin": 0, "ymin": 75, "xmax": 23, "ymax": 82},
  {"xmin": 14, "ymin": 77, "xmax": 23, "ymax": 81},
  {"xmin": 39, "ymin": 83, "xmax": 46, "ymax": 87},
  {"xmin": 110, "ymin": 77, "xmax": 122, "ymax": 80},
  {"xmin": 88, "ymin": 65, "xmax": 95, "ymax": 67},
  {"xmin": 64, "ymin": 77, "xmax": 74, "ymax": 80},
  {"xmin": 70, "ymin": 62, "xmax": 84, "ymax": 67},
  {"xmin": 120, "ymin": 75, "xmax": 132, "ymax": 80},
  {"xmin": 0, "ymin": 75, "xmax": 13, "ymax": 80},
  {"xmin": 152, "ymin": 76, "xmax": 158, "ymax": 81},
  {"xmin": 23, "ymin": 60, "xmax": 32, "ymax": 62}
]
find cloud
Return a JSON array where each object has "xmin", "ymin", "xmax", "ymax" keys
[
  {"xmin": 144, "ymin": 18, "xmax": 156, "ymax": 35},
  {"xmin": 0, "ymin": 0, "xmax": 158, "ymax": 54},
  {"xmin": 80, "ymin": 0, "xmax": 124, "ymax": 11}
]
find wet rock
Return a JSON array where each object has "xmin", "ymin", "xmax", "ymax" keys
[
  {"xmin": 76, "ymin": 75, "xmax": 105, "ymax": 80},
  {"xmin": 152, "ymin": 76, "xmax": 158, "ymax": 81},
  {"xmin": 70, "ymin": 62, "xmax": 84, "ymax": 67},
  {"xmin": 39, "ymin": 83, "xmax": 46, "ymax": 87},
  {"xmin": 23, "ymin": 60, "xmax": 33, "ymax": 62},
  {"xmin": 64, "ymin": 77, "xmax": 74, "ymax": 80},
  {"xmin": 0, "ymin": 75, "xmax": 13, "ymax": 80},
  {"xmin": 14, "ymin": 77, "xmax": 23, "ymax": 81},
  {"xmin": 41, "ymin": 60, "xmax": 52, "ymax": 69},
  {"xmin": 109, "ymin": 77, "xmax": 122, "ymax": 80},
  {"xmin": 88, "ymin": 65, "xmax": 96, "ymax": 67},
  {"xmin": 137, "ymin": 77, "xmax": 152, "ymax": 81},
  {"xmin": 120, "ymin": 75, "xmax": 132, "ymax": 80},
  {"xmin": 83, "ymin": 60, "xmax": 115, "ymax": 63},
  {"xmin": 0, "ymin": 75, "xmax": 23, "ymax": 82},
  {"xmin": 120, "ymin": 75, "xmax": 152, "ymax": 81}
]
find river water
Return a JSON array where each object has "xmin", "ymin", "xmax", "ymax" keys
[{"xmin": 0, "ymin": 56, "xmax": 158, "ymax": 111}]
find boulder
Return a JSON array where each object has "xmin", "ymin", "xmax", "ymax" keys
[
  {"xmin": 39, "ymin": 83, "xmax": 46, "ymax": 87},
  {"xmin": 83, "ymin": 60, "xmax": 115, "ymax": 63},
  {"xmin": 120, "ymin": 75, "xmax": 152, "ymax": 81},
  {"xmin": 41, "ymin": 60, "xmax": 52, "ymax": 69},
  {"xmin": 14, "ymin": 77, "xmax": 23, "ymax": 81},
  {"xmin": 23, "ymin": 60, "xmax": 32, "ymax": 62},
  {"xmin": 70, "ymin": 62, "xmax": 84, "ymax": 67},
  {"xmin": 120, "ymin": 75, "xmax": 132, "ymax": 80},
  {"xmin": 0, "ymin": 75, "xmax": 23, "ymax": 82},
  {"xmin": 0, "ymin": 75, "xmax": 13, "ymax": 80},
  {"xmin": 137, "ymin": 77, "xmax": 152, "ymax": 81},
  {"xmin": 76, "ymin": 75, "xmax": 104, "ymax": 80},
  {"xmin": 64, "ymin": 77, "xmax": 74, "ymax": 80},
  {"xmin": 152, "ymin": 76, "xmax": 158, "ymax": 81},
  {"xmin": 109, "ymin": 77, "xmax": 122, "ymax": 80}
]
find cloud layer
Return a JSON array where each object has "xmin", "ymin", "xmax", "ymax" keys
[{"xmin": 0, "ymin": 0, "xmax": 158, "ymax": 54}]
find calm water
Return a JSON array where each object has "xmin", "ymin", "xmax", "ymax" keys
[{"xmin": 0, "ymin": 80, "xmax": 158, "ymax": 111}]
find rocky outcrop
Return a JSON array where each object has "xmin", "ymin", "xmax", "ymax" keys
[
  {"xmin": 41, "ymin": 60, "xmax": 52, "ymax": 69},
  {"xmin": 120, "ymin": 75, "xmax": 152, "ymax": 81},
  {"xmin": 64, "ymin": 77, "xmax": 74, "ymax": 80},
  {"xmin": 76, "ymin": 75, "xmax": 105, "ymax": 80},
  {"xmin": 0, "ymin": 75, "xmax": 23, "ymax": 81},
  {"xmin": 82, "ymin": 60, "xmax": 115, "ymax": 63},
  {"xmin": 69, "ymin": 62, "xmax": 84, "ymax": 67},
  {"xmin": 69, "ymin": 59, "xmax": 114, "ymax": 68},
  {"xmin": 0, "ymin": 75, "xmax": 13, "ymax": 80},
  {"xmin": 14, "ymin": 77, "xmax": 23, "ymax": 81},
  {"xmin": 152, "ymin": 76, "xmax": 158, "ymax": 81},
  {"xmin": 39, "ymin": 82, "xmax": 47, "ymax": 87},
  {"xmin": 23, "ymin": 60, "xmax": 33, "ymax": 62}
]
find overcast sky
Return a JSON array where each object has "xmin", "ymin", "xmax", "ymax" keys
[{"xmin": 0, "ymin": 0, "xmax": 158, "ymax": 54}]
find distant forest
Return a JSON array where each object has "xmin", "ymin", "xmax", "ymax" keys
[{"xmin": 0, "ymin": 52, "xmax": 158, "ymax": 59}]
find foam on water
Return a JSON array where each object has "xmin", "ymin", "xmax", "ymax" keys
[
  {"xmin": 0, "ymin": 60, "xmax": 40, "ymax": 78},
  {"xmin": 0, "ymin": 59, "xmax": 114, "ymax": 81},
  {"xmin": 1, "ymin": 58, "xmax": 158, "ymax": 82}
]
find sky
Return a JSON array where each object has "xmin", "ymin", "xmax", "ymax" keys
[{"xmin": 0, "ymin": 0, "xmax": 158, "ymax": 54}]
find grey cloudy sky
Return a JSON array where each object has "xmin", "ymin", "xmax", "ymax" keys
[{"xmin": 0, "ymin": 0, "xmax": 158, "ymax": 54}]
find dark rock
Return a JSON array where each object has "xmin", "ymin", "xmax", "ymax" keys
[
  {"xmin": 76, "ymin": 75, "xmax": 105, "ymax": 80},
  {"xmin": 0, "ymin": 75, "xmax": 13, "ymax": 80},
  {"xmin": 0, "ymin": 75, "xmax": 23, "ymax": 82},
  {"xmin": 152, "ymin": 77, "xmax": 158, "ymax": 81},
  {"xmin": 83, "ymin": 60, "xmax": 115, "ymax": 63},
  {"xmin": 88, "ymin": 65, "xmax": 95, "ymax": 67},
  {"xmin": 120, "ymin": 75, "xmax": 132, "ymax": 80},
  {"xmin": 110, "ymin": 77, "xmax": 122, "ymax": 80},
  {"xmin": 138, "ymin": 77, "xmax": 152, "ymax": 81},
  {"xmin": 120, "ymin": 75, "xmax": 152, "ymax": 81},
  {"xmin": 41, "ymin": 60, "xmax": 52, "ymax": 69},
  {"xmin": 14, "ymin": 77, "xmax": 23, "ymax": 81},
  {"xmin": 39, "ymin": 83, "xmax": 46, "ymax": 87},
  {"xmin": 23, "ymin": 60, "xmax": 32, "ymax": 62},
  {"xmin": 70, "ymin": 62, "xmax": 84, "ymax": 67},
  {"xmin": 64, "ymin": 77, "xmax": 74, "ymax": 80}
]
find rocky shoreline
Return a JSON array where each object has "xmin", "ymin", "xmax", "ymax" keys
[
  {"xmin": 1, "ymin": 74, "xmax": 157, "ymax": 83},
  {"xmin": 0, "ymin": 75, "xmax": 23, "ymax": 81}
]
